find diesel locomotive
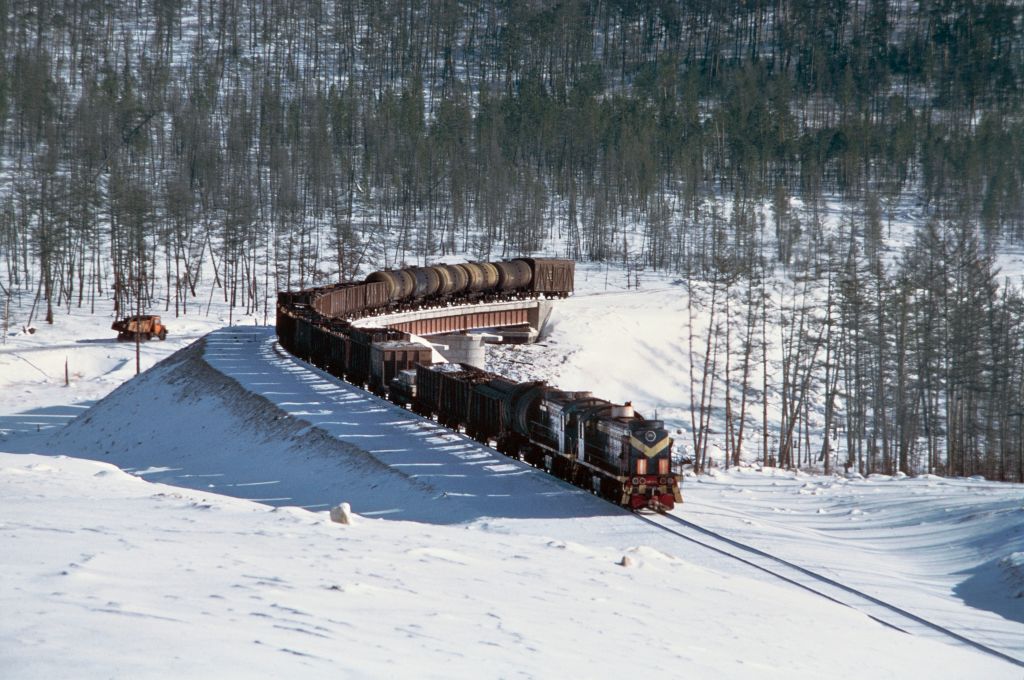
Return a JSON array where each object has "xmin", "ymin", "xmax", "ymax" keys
[{"xmin": 276, "ymin": 258, "xmax": 682, "ymax": 511}]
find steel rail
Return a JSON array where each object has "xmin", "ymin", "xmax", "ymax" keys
[{"xmin": 635, "ymin": 512, "xmax": 1024, "ymax": 668}]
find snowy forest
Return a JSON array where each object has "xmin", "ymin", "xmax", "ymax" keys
[{"xmin": 2, "ymin": 0, "xmax": 1024, "ymax": 482}]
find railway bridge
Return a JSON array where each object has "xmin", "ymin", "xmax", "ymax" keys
[
  {"xmin": 360, "ymin": 299, "xmax": 553, "ymax": 341},
  {"xmin": 355, "ymin": 299, "xmax": 554, "ymax": 365}
]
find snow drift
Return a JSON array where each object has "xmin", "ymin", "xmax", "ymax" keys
[{"xmin": 42, "ymin": 335, "xmax": 457, "ymax": 522}]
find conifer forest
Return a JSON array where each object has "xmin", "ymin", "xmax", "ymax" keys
[{"xmin": 2, "ymin": 0, "xmax": 1024, "ymax": 481}]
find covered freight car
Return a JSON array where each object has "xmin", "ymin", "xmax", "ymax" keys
[{"xmin": 523, "ymin": 258, "xmax": 575, "ymax": 296}]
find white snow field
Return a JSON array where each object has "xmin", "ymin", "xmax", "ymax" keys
[{"xmin": 1, "ymin": 272, "xmax": 1022, "ymax": 678}]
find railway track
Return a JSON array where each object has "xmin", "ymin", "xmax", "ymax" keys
[{"xmin": 635, "ymin": 511, "xmax": 1024, "ymax": 668}]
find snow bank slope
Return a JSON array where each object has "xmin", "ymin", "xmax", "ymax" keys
[
  {"xmin": 42, "ymin": 327, "xmax": 617, "ymax": 524},
  {"xmin": 40, "ymin": 334, "xmax": 463, "ymax": 523},
  {"xmin": 2, "ymin": 452, "xmax": 1018, "ymax": 680}
]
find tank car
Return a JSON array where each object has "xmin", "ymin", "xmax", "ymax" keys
[
  {"xmin": 439, "ymin": 264, "xmax": 469, "ymax": 297},
  {"xmin": 351, "ymin": 257, "xmax": 575, "ymax": 311},
  {"xmin": 365, "ymin": 269, "xmax": 416, "ymax": 302},
  {"xmin": 420, "ymin": 267, "xmax": 443, "ymax": 297},
  {"xmin": 494, "ymin": 260, "xmax": 532, "ymax": 292}
]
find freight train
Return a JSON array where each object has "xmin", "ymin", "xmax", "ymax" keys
[{"xmin": 276, "ymin": 258, "xmax": 682, "ymax": 511}]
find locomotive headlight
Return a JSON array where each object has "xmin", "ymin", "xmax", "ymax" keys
[
  {"xmin": 659, "ymin": 476, "xmax": 666, "ymax": 485},
  {"xmin": 631, "ymin": 477, "xmax": 640, "ymax": 486},
  {"xmin": 644, "ymin": 430, "xmax": 657, "ymax": 443}
]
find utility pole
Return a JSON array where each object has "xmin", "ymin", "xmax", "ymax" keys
[
  {"xmin": 1, "ymin": 281, "xmax": 9, "ymax": 344},
  {"xmin": 136, "ymin": 260, "xmax": 142, "ymax": 376},
  {"xmin": 1013, "ymin": 413, "xmax": 1024, "ymax": 484}
]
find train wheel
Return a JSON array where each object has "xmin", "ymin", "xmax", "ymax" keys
[
  {"xmin": 578, "ymin": 468, "xmax": 591, "ymax": 489},
  {"xmin": 600, "ymin": 478, "xmax": 621, "ymax": 503}
]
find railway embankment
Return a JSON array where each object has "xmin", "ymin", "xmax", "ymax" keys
[{"xmin": 40, "ymin": 326, "xmax": 618, "ymax": 524}]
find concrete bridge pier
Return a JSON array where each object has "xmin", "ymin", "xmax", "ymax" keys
[
  {"xmin": 432, "ymin": 334, "xmax": 487, "ymax": 368},
  {"xmin": 528, "ymin": 300, "xmax": 553, "ymax": 335}
]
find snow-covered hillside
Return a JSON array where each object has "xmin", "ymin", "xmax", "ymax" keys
[{"xmin": 2, "ymin": 280, "xmax": 1023, "ymax": 677}]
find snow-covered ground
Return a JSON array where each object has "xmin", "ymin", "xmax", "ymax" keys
[
  {"xmin": 1, "ymin": 276, "xmax": 1023, "ymax": 677},
  {"xmin": 6, "ymin": 450, "xmax": 1018, "ymax": 679}
]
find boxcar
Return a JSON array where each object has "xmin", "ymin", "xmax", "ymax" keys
[
  {"xmin": 445, "ymin": 366, "xmax": 493, "ymax": 428},
  {"xmin": 526, "ymin": 259, "xmax": 575, "ymax": 296},
  {"xmin": 276, "ymin": 307, "xmax": 296, "ymax": 353},
  {"xmin": 364, "ymin": 281, "xmax": 390, "ymax": 311}
]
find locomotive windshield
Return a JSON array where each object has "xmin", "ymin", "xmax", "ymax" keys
[{"xmin": 631, "ymin": 419, "xmax": 664, "ymax": 432}]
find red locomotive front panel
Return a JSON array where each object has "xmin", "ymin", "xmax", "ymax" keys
[{"xmin": 622, "ymin": 424, "xmax": 681, "ymax": 511}]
